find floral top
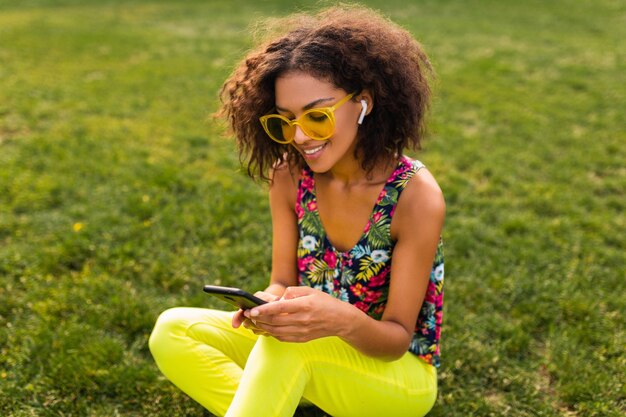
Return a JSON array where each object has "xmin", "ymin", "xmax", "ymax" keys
[{"xmin": 296, "ymin": 156, "xmax": 445, "ymax": 367}]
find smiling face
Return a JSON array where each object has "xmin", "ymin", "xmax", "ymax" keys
[{"xmin": 274, "ymin": 72, "xmax": 367, "ymax": 176}]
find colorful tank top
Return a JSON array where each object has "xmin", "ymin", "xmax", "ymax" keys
[{"xmin": 295, "ymin": 155, "xmax": 444, "ymax": 367}]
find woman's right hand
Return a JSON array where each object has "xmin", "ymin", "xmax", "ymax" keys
[{"xmin": 231, "ymin": 291, "xmax": 279, "ymax": 329}]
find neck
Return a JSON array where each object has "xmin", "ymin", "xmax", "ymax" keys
[
  {"xmin": 321, "ymin": 156, "xmax": 397, "ymax": 187},
  {"xmin": 325, "ymin": 158, "xmax": 366, "ymax": 185}
]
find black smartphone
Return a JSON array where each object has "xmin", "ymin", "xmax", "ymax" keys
[{"xmin": 202, "ymin": 285, "xmax": 267, "ymax": 310}]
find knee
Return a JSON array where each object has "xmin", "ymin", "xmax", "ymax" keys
[{"xmin": 148, "ymin": 307, "xmax": 189, "ymax": 359}]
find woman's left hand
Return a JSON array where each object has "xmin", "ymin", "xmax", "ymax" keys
[{"xmin": 242, "ymin": 286, "xmax": 352, "ymax": 342}]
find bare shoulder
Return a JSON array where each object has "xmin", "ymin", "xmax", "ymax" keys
[
  {"xmin": 393, "ymin": 167, "xmax": 445, "ymax": 234},
  {"xmin": 269, "ymin": 160, "xmax": 300, "ymax": 208}
]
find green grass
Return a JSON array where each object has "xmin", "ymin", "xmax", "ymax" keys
[{"xmin": 0, "ymin": 0, "xmax": 624, "ymax": 416}]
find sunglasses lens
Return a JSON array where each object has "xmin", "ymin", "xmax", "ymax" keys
[
  {"xmin": 302, "ymin": 110, "xmax": 333, "ymax": 140},
  {"xmin": 261, "ymin": 110, "xmax": 334, "ymax": 143},
  {"xmin": 265, "ymin": 117, "xmax": 295, "ymax": 143}
]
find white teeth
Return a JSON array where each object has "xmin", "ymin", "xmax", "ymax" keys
[{"xmin": 304, "ymin": 145, "xmax": 324, "ymax": 155}]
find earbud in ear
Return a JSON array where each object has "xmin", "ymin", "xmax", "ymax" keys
[{"xmin": 358, "ymin": 100, "xmax": 368, "ymax": 125}]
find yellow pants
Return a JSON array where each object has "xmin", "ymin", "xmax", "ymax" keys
[{"xmin": 149, "ymin": 307, "xmax": 437, "ymax": 417}]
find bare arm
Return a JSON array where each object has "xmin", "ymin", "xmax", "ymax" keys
[
  {"xmin": 232, "ymin": 163, "xmax": 299, "ymax": 328},
  {"xmin": 265, "ymin": 163, "xmax": 299, "ymax": 296},
  {"xmin": 342, "ymin": 168, "xmax": 445, "ymax": 358}
]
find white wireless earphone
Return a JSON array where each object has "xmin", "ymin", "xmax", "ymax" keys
[{"xmin": 358, "ymin": 100, "xmax": 368, "ymax": 125}]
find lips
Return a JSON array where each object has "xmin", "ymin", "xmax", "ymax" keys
[
  {"xmin": 300, "ymin": 143, "xmax": 327, "ymax": 159},
  {"xmin": 303, "ymin": 144, "xmax": 325, "ymax": 155}
]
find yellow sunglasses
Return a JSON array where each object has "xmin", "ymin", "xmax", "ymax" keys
[{"xmin": 259, "ymin": 93, "xmax": 355, "ymax": 144}]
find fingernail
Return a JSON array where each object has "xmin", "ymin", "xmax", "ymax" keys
[{"xmin": 250, "ymin": 309, "xmax": 259, "ymax": 317}]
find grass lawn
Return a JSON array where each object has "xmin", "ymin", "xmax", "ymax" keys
[{"xmin": 0, "ymin": 0, "xmax": 624, "ymax": 415}]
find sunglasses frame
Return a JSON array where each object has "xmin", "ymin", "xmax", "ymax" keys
[{"xmin": 260, "ymin": 92, "xmax": 355, "ymax": 144}]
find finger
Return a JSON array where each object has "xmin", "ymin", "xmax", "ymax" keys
[
  {"xmin": 273, "ymin": 334, "xmax": 312, "ymax": 343},
  {"xmin": 253, "ymin": 322, "xmax": 312, "ymax": 338},
  {"xmin": 253, "ymin": 291, "xmax": 280, "ymax": 303},
  {"xmin": 282, "ymin": 286, "xmax": 316, "ymax": 300},
  {"xmin": 249, "ymin": 298, "xmax": 305, "ymax": 317},
  {"xmin": 252, "ymin": 311, "xmax": 306, "ymax": 327},
  {"xmin": 231, "ymin": 309, "xmax": 245, "ymax": 328},
  {"xmin": 242, "ymin": 318, "xmax": 259, "ymax": 330}
]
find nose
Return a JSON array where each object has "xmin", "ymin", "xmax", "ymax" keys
[{"xmin": 292, "ymin": 124, "xmax": 309, "ymax": 145}]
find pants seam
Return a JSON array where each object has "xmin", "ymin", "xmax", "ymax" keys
[{"xmin": 271, "ymin": 360, "xmax": 308, "ymax": 416}]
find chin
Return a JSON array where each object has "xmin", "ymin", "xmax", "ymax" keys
[{"xmin": 304, "ymin": 160, "xmax": 331, "ymax": 174}]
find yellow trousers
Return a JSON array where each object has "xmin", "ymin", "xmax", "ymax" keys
[{"xmin": 149, "ymin": 307, "xmax": 437, "ymax": 417}]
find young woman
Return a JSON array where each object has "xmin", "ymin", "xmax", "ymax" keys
[{"xmin": 149, "ymin": 5, "xmax": 445, "ymax": 416}]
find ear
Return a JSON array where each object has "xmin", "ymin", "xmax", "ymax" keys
[
  {"xmin": 356, "ymin": 90, "xmax": 373, "ymax": 125},
  {"xmin": 358, "ymin": 100, "xmax": 368, "ymax": 125},
  {"xmin": 357, "ymin": 90, "xmax": 374, "ymax": 116}
]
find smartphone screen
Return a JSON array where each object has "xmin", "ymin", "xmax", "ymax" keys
[{"xmin": 203, "ymin": 285, "xmax": 267, "ymax": 310}]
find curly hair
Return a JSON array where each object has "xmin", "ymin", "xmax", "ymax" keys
[{"xmin": 217, "ymin": 4, "xmax": 433, "ymax": 181}]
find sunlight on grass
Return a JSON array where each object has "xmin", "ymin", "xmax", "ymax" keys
[{"xmin": 1, "ymin": 0, "xmax": 624, "ymax": 416}]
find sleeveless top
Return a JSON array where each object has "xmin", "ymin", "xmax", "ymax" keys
[{"xmin": 295, "ymin": 155, "xmax": 444, "ymax": 367}]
